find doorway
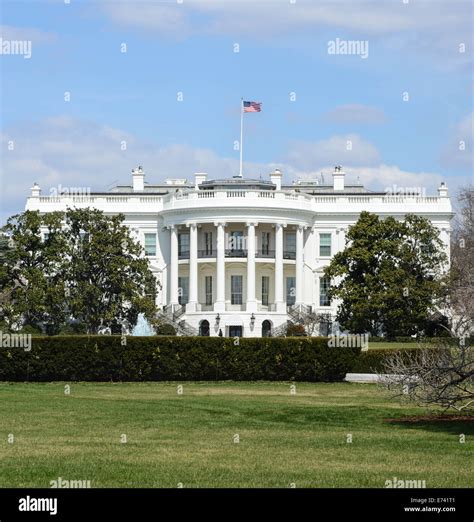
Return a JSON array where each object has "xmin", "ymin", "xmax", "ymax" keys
[{"xmin": 228, "ymin": 326, "xmax": 243, "ymax": 337}]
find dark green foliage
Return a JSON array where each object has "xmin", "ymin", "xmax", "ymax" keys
[
  {"xmin": 0, "ymin": 336, "xmax": 360, "ymax": 382},
  {"xmin": 1, "ymin": 209, "xmax": 157, "ymax": 334},
  {"xmin": 154, "ymin": 323, "xmax": 177, "ymax": 336},
  {"xmin": 351, "ymin": 348, "xmax": 438, "ymax": 373},
  {"xmin": 325, "ymin": 211, "xmax": 447, "ymax": 337}
]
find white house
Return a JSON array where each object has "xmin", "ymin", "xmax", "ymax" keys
[{"xmin": 25, "ymin": 167, "xmax": 453, "ymax": 337}]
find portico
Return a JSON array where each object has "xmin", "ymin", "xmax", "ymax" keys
[{"xmin": 167, "ymin": 220, "xmax": 305, "ymax": 315}]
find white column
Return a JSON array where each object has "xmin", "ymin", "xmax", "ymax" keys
[
  {"xmin": 215, "ymin": 222, "xmax": 226, "ymax": 312},
  {"xmin": 246, "ymin": 222, "xmax": 257, "ymax": 312},
  {"xmin": 169, "ymin": 225, "xmax": 179, "ymax": 306},
  {"xmin": 295, "ymin": 225, "xmax": 304, "ymax": 307},
  {"xmin": 187, "ymin": 223, "xmax": 198, "ymax": 312},
  {"xmin": 275, "ymin": 223, "xmax": 285, "ymax": 312}
]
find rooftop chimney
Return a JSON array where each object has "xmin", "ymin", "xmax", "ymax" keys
[
  {"xmin": 270, "ymin": 168, "xmax": 282, "ymax": 190},
  {"xmin": 332, "ymin": 165, "xmax": 345, "ymax": 191},
  {"xmin": 437, "ymin": 182, "xmax": 448, "ymax": 198},
  {"xmin": 194, "ymin": 172, "xmax": 207, "ymax": 189},
  {"xmin": 30, "ymin": 182, "xmax": 41, "ymax": 198},
  {"xmin": 132, "ymin": 166, "xmax": 145, "ymax": 191}
]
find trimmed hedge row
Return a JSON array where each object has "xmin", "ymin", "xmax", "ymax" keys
[
  {"xmin": 351, "ymin": 348, "xmax": 426, "ymax": 373},
  {"xmin": 0, "ymin": 336, "xmax": 360, "ymax": 382}
]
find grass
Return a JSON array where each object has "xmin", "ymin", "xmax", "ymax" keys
[
  {"xmin": 0, "ymin": 381, "xmax": 472, "ymax": 488},
  {"xmin": 368, "ymin": 342, "xmax": 425, "ymax": 350}
]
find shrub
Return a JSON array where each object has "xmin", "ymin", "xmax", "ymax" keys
[
  {"xmin": 351, "ymin": 348, "xmax": 428, "ymax": 373},
  {"xmin": 286, "ymin": 324, "xmax": 306, "ymax": 337},
  {"xmin": 0, "ymin": 335, "xmax": 360, "ymax": 382},
  {"xmin": 154, "ymin": 323, "xmax": 177, "ymax": 336}
]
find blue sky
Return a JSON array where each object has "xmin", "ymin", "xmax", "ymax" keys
[{"xmin": 1, "ymin": 0, "xmax": 472, "ymax": 223}]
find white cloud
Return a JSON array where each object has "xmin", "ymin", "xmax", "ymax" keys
[
  {"xmin": 322, "ymin": 104, "xmax": 387, "ymax": 125},
  {"xmin": 0, "ymin": 24, "xmax": 57, "ymax": 44},
  {"xmin": 440, "ymin": 112, "xmax": 473, "ymax": 171},
  {"xmin": 0, "ymin": 117, "xmax": 462, "ymax": 225},
  {"xmin": 286, "ymin": 134, "xmax": 381, "ymax": 170},
  {"xmin": 98, "ymin": 0, "xmax": 471, "ymax": 67},
  {"xmin": 100, "ymin": 4, "xmax": 190, "ymax": 38}
]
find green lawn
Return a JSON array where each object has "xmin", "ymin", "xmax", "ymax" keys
[
  {"xmin": 0, "ymin": 382, "xmax": 472, "ymax": 488},
  {"xmin": 368, "ymin": 342, "xmax": 421, "ymax": 350}
]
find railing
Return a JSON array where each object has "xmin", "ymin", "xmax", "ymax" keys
[
  {"xmin": 287, "ymin": 304, "xmax": 312, "ymax": 322},
  {"xmin": 258, "ymin": 303, "xmax": 277, "ymax": 311},
  {"xmin": 178, "ymin": 251, "xmax": 190, "ymax": 260},
  {"xmin": 225, "ymin": 249, "xmax": 247, "ymax": 257},
  {"xmin": 227, "ymin": 191, "xmax": 246, "ymax": 197},
  {"xmin": 283, "ymin": 250, "xmax": 296, "ymax": 260},
  {"xmin": 256, "ymin": 249, "xmax": 275, "ymax": 258},
  {"xmin": 198, "ymin": 192, "xmax": 215, "ymax": 198},
  {"xmin": 198, "ymin": 250, "xmax": 215, "ymax": 258},
  {"xmin": 225, "ymin": 304, "xmax": 245, "ymax": 311}
]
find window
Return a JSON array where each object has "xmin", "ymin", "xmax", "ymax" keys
[
  {"xmin": 178, "ymin": 277, "xmax": 189, "ymax": 305},
  {"xmin": 178, "ymin": 233, "xmax": 189, "ymax": 257},
  {"xmin": 231, "ymin": 275, "xmax": 243, "ymax": 305},
  {"xmin": 204, "ymin": 232, "xmax": 213, "ymax": 255},
  {"xmin": 144, "ymin": 233, "xmax": 156, "ymax": 256},
  {"xmin": 199, "ymin": 320, "xmax": 210, "ymax": 336},
  {"xmin": 319, "ymin": 233, "xmax": 331, "ymax": 257},
  {"xmin": 262, "ymin": 320, "xmax": 272, "ymax": 337},
  {"xmin": 229, "ymin": 231, "xmax": 244, "ymax": 252},
  {"xmin": 205, "ymin": 276, "xmax": 213, "ymax": 306},
  {"xmin": 286, "ymin": 277, "xmax": 296, "ymax": 306},
  {"xmin": 285, "ymin": 232, "xmax": 296, "ymax": 252},
  {"xmin": 284, "ymin": 232, "xmax": 296, "ymax": 258},
  {"xmin": 319, "ymin": 277, "xmax": 331, "ymax": 306},
  {"xmin": 261, "ymin": 276, "xmax": 269, "ymax": 306},
  {"xmin": 261, "ymin": 232, "xmax": 270, "ymax": 255},
  {"xmin": 229, "ymin": 325, "xmax": 243, "ymax": 337},
  {"xmin": 319, "ymin": 315, "xmax": 332, "ymax": 336}
]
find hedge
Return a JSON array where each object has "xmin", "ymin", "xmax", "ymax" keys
[{"xmin": 0, "ymin": 336, "xmax": 360, "ymax": 382}]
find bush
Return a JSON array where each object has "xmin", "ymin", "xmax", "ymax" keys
[
  {"xmin": 351, "ymin": 348, "xmax": 427, "ymax": 373},
  {"xmin": 0, "ymin": 336, "xmax": 360, "ymax": 382},
  {"xmin": 286, "ymin": 324, "xmax": 306, "ymax": 337},
  {"xmin": 154, "ymin": 323, "xmax": 177, "ymax": 336}
]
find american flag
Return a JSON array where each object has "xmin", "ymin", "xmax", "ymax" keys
[{"xmin": 243, "ymin": 101, "xmax": 262, "ymax": 113}]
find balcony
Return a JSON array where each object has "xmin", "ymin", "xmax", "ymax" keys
[
  {"xmin": 256, "ymin": 249, "xmax": 275, "ymax": 258},
  {"xmin": 178, "ymin": 250, "xmax": 190, "ymax": 260},
  {"xmin": 225, "ymin": 249, "xmax": 247, "ymax": 258},
  {"xmin": 283, "ymin": 250, "xmax": 296, "ymax": 260},
  {"xmin": 198, "ymin": 249, "xmax": 215, "ymax": 258}
]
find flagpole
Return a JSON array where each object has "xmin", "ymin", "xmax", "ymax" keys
[{"xmin": 239, "ymin": 98, "xmax": 243, "ymax": 178}]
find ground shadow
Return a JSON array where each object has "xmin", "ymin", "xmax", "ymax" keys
[{"xmin": 384, "ymin": 415, "xmax": 474, "ymax": 435}]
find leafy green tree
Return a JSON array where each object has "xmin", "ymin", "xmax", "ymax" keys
[
  {"xmin": 1, "ymin": 211, "xmax": 67, "ymax": 332},
  {"xmin": 1, "ymin": 208, "xmax": 158, "ymax": 334},
  {"xmin": 325, "ymin": 212, "xmax": 447, "ymax": 337},
  {"xmin": 62, "ymin": 208, "xmax": 157, "ymax": 334}
]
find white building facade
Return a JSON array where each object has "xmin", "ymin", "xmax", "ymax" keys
[{"xmin": 25, "ymin": 167, "xmax": 453, "ymax": 337}]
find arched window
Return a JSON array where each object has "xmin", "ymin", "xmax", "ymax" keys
[
  {"xmin": 199, "ymin": 319, "xmax": 210, "ymax": 336},
  {"xmin": 262, "ymin": 320, "xmax": 272, "ymax": 337}
]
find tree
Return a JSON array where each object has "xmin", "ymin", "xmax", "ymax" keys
[
  {"xmin": 380, "ymin": 187, "xmax": 473, "ymax": 412},
  {"xmin": 1, "ymin": 211, "xmax": 68, "ymax": 332},
  {"xmin": 446, "ymin": 185, "xmax": 474, "ymax": 337},
  {"xmin": 62, "ymin": 208, "xmax": 158, "ymax": 334},
  {"xmin": 381, "ymin": 336, "xmax": 473, "ymax": 412},
  {"xmin": 1, "ymin": 208, "xmax": 158, "ymax": 334},
  {"xmin": 288, "ymin": 310, "xmax": 332, "ymax": 336},
  {"xmin": 325, "ymin": 212, "xmax": 447, "ymax": 338}
]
